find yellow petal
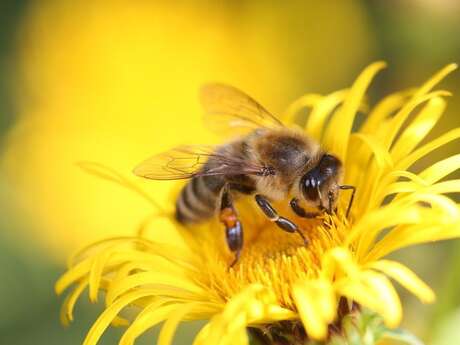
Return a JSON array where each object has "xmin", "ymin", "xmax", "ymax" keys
[
  {"xmin": 157, "ymin": 304, "xmax": 196, "ymax": 345},
  {"xmin": 293, "ymin": 279, "xmax": 336, "ymax": 340},
  {"xmin": 193, "ymin": 323, "xmax": 211, "ymax": 345},
  {"xmin": 336, "ymin": 279, "xmax": 379, "ymax": 312},
  {"xmin": 424, "ymin": 180, "xmax": 460, "ymax": 194},
  {"xmin": 293, "ymin": 284, "xmax": 328, "ymax": 339},
  {"xmin": 419, "ymin": 154, "xmax": 460, "ymax": 185},
  {"xmin": 407, "ymin": 193, "xmax": 459, "ymax": 219},
  {"xmin": 77, "ymin": 161, "xmax": 164, "ymax": 211},
  {"xmin": 368, "ymin": 217, "xmax": 460, "ymax": 260},
  {"xmin": 346, "ymin": 202, "xmax": 423, "ymax": 253},
  {"xmin": 60, "ymin": 278, "xmax": 89, "ymax": 325},
  {"xmin": 283, "ymin": 93, "xmax": 322, "ymax": 125},
  {"xmin": 381, "ymin": 90, "xmax": 450, "ymax": 151},
  {"xmin": 368, "ymin": 260, "xmax": 435, "ymax": 304},
  {"xmin": 396, "ymin": 128, "xmax": 460, "ymax": 171},
  {"xmin": 362, "ymin": 272, "xmax": 402, "ymax": 328},
  {"xmin": 359, "ymin": 195, "xmax": 459, "ymax": 259},
  {"xmin": 350, "ymin": 132, "xmax": 394, "ymax": 169},
  {"xmin": 305, "ymin": 89, "xmax": 348, "ymax": 141},
  {"xmin": 322, "ymin": 247, "xmax": 359, "ymax": 280},
  {"xmin": 361, "ymin": 89, "xmax": 413, "ymax": 134},
  {"xmin": 83, "ymin": 290, "xmax": 165, "ymax": 345},
  {"xmin": 195, "ymin": 285, "xmax": 276, "ymax": 345},
  {"xmin": 337, "ymin": 270, "xmax": 402, "ymax": 328},
  {"xmin": 324, "ymin": 61, "xmax": 386, "ymax": 161},
  {"xmin": 390, "ymin": 97, "xmax": 446, "ymax": 162},
  {"xmin": 89, "ymin": 250, "xmax": 113, "ymax": 302},
  {"xmin": 120, "ymin": 302, "xmax": 178, "ymax": 345},
  {"xmin": 414, "ymin": 63, "xmax": 457, "ymax": 97},
  {"xmin": 56, "ymin": 253, "xmax": 121, "ymax": 295}
]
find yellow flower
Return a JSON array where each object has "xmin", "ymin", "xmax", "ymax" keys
[{"xmin": 56, "ymin": 62, "xmax": 460, "ymax": 344}]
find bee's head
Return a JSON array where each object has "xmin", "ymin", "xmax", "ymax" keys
[{"xmin": 299, "ymin": 154, "xmax": 343, "ymax": 213}]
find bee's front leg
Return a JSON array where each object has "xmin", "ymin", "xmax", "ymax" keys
[
  {"xmin": 290, "ymin": 198, "xmax": 320, "ymax": 218},
  {"xmin": 219, "ymin": 185, "xmax": 243, "ymax": 267},
  {"xmin": 255, "ymin": 195, "xmax": 308, "ymax": 246},
  {"xmin": 339, "ymin": 185, "xmax": 356, "ymax": 218}
]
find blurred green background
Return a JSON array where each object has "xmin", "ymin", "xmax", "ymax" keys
[{"xmin": 0, "ymin": 1, "xmax": 459, "ymax": 344}]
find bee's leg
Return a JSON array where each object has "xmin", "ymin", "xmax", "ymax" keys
[
  {"xmin": 219, "ymin": 185, "xmax": 243, "ymax": 267},
  {"xmin": 339, "ymin": 185, "xmax": 356, "ymax": 218},
  {"xmin": 255, "ymin": 194, "xmax": 308, "ymax": 245},
  {"xmin": 290, "ymin": 198, "xmax": 320, "ymax": 218}
]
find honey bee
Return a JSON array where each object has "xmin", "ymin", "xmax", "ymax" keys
[{"xmin": 134, "ymin": 84, "xmax": 355, "ymax": 266}]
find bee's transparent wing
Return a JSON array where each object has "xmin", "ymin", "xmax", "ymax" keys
[
  {"xmin": 133, "ymin": 145, "xmax": 268, "ymax": 180},
  {"xmin": 200, "ymin": 83, "xmax": 284, "ymax": 136}
]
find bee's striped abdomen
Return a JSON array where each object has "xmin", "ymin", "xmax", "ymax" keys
[{"xmin": 175, "ymin": 175, "xmax": 225, "ymax": 224}]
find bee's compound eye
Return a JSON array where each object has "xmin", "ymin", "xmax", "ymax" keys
[
  {"xmin": 301, "ymin": 175, "xmax": 319, "ymax": 201},
  {"xmin": 319, "ymin": 154, "xmax": 341, "ymax": 175}
]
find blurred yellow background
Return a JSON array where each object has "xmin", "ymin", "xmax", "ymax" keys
[{"xmin": 0, "ymin": 1, "xmax": 459, "ymax": 344}]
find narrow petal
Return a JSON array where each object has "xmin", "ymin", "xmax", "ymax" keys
[
  {"xmin": 60, "ymin": 278, "xmax": 89, "ymax": 325},
  {"xmin": 83, "ymin": 290, "xmax": 165, "ymax": 345},
  {"xmin": 193, "ymin": 324, "xmax": 211, "ymax": 345},
  {"xmin": 419, "ymin": 154, "xmax": 460, "ymax": 184},
  {"xmin": 194, "ymin": 285, "xmax": 277, "ymax": 345},
  {"xmin": 56, "ymin": 253, "xmax": 125, "ymax": 295},
  {"xmin": 361, "ymin": 89, "xmax": 413, "ymax": 134},
  {"xmin": 106, "ymin": 271, "xmax": 207, "ymax": 304},
  {"xmin": 345, "ymin": 202, "xmax": 423, "ymax": 254},
  {"xmin": 368, "ymin": 219, "xmax": 460, "ymax": 260},
  {"xmin": 381, "ymin": 91, "xmax": 450, "ymax": 151},
  {"xmin": 67, "ymin": 236, "xmax": 135, "ymax": 268},
  {"xmin": 396, "ymin": 128, "xmax": 460, "ymax": 171},
  {"xmin": 413, "ymin": 63, "xmax": 457, "ymax": 98},
  {"xmin": 350, "ymin": 133, "xmax": 394, "ymax": 169},
  {"xmin": 362, "ymin": 272, "xmax": 402, "ymax": 328},
  {"xmin": 293, "ymin": 279, "xmax": 336, "ymax": 340},
  {"xmin": 368, "ymin": 260, "xmax": 435, "ymax": 303},
  {"xmin": 337, "ymin": 272, "xmax": 402, "ymax": 328},
  {"xmin": 386, "ymin": 170, "xmax": 430, "ymax": 185},
  {"xmin": 357, "ymin": 196, "xmax": 458, "ymax": 257},
  {"xmin": 157, "ymin": 304, "xmax": 197, "ymax": 345},
  {"xmin": 77, "ymin": 161, "xmax": 164, "ymax": 211},
  {"xmin": 382, "ymin": 178, "xmax": 460, "ymax": 203},
  {"xmin": 120, "ymin": 302, "xmax": 178, "ymax": 345},
  {"xmin": 390, "ymin": 97, "xmax": 446, "ymax": 162},
  {"xmin": 89, "ymin": 250, "xmax": 113, "ymax": 302},
  {"xmin": 322, "ymin": 247, "xmax": 359, "ymax": 280},
  {"xmin": 305, "ymin": 89, "xmax": 348, "ymax": 141},
  {"xmin": 283, "ymin": 93, "xmax": 322, "ymax": 124},
  {"xmin": 293, "ymin": 283, "xmax": 328, "ymax": 339},
  {"xmin": 324, "ymin": 61, "xmax": 386, "ymax": 161},
  {"xmin": 423, "ymin": 180, "xmax": 460, "ymax": 194},
  {"xmin": 336, "ymin": 279, "xmax": 380, "ymax": 313}
]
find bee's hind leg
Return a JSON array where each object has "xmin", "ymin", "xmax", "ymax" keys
[
  {"xmin": 219, "ymin": 185, "xmax": 243, "ymax": 268},
  {"xmin": 255, "ymin": 195, "xmax": 308, "ymax": 246}
]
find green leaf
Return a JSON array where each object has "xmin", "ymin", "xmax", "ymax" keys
[{"xmin": 382, "ymin": 329, "xmax": 425, "ymax": 345}]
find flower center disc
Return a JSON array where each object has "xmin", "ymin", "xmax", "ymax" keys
[{"xmin": 197, "ymin": 207, "xmax": 344, "ymax": 309}]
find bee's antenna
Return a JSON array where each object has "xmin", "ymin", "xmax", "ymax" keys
[
  {"xmin": 317, "ymin": 185, "xmax": 323, "ymax": 200},
  {"xmin": 340, "ymin": 185, "xmax": 356, "ymax": 218},
  {"xmin": 327, "ymin": 191, "xmax": 334, "ymax": 215}
]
